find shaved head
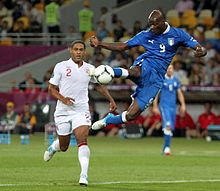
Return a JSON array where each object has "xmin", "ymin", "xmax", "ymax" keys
[{"xmin": 148, "ymin": 10, "xmax": 165, "ymax": 23}]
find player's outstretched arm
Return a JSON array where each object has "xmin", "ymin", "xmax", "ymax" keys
[
  {"xmin": 177, "ymin": 89, "xmax": 186, "ymax": 115},
  {"xmin": 94, "ymin": 84, "xmax": 117, "ymax": 112},
  {"xmin": 48, "ymin": 83, "xmax": 74, "ymax": 106},
  {"xmin": 193, "ymin": 45, "xmax": 207, "ymax": 57},
  {"xmin": 89, "ymin": 36, "xmax": 129, "ymax": 51},
  {"xmin": 152, "ymin": 94, "xmax": 160, "ymax": 114}
]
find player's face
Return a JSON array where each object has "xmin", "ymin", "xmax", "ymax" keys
[
  {"xmin": 70, "ymin": 43, "xmax": 85, "ymax": 63},
  {"xmin": 166, "ymin": 65, "xmax": 174, "ymax": 77},
  {"xmin": 148, "ymin": 16, "xmax": 165, "ymax": 35},
  {"xmin": 7, "ymin": 106, "xmax": 13, "ymax": 112}
]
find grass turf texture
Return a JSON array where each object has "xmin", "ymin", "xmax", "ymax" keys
[{"xmin": 0, "ymin": 134, "xmax": 220, "ymax": 191}]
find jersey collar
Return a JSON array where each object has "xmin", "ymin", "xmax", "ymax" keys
[
  {"xmin": 70, "ymin": 58, "xmax": 84, "ymax": 68},
  {"xmin": 163, "ymin": 22, "xmax": 170, "ymax": 34},
  {"xmin": 165, "ymin": 74, "xmax": 174, "ymax": 79}
]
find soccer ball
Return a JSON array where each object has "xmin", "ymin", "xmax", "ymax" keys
[{"xmin": 94, "ymin": 65, "xmax": 114, "ymax": 85}]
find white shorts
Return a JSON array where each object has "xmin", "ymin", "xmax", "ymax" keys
[{"xmin": 54, "ymin": 110, "xmax": 91, "ymax": 136}]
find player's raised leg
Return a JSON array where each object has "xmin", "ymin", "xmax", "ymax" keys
[
  {"xmin": 92, "ymin": 99, "xmax": 142, "ymax": 130},
  {"xmin": 112, "ymin": 67, "xmax": 129, "ymax": 78},
  {"xmin": 92, "ymin": 73, "xmax": 161, "ymax": 130},
  {"xmin": 90, "ymin": 65, "xmax": 141, "ymax": 81}
]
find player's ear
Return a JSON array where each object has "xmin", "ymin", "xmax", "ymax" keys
[{"xmin": 68, "ymin": 47, "xmax": 71, "ymax": 53}]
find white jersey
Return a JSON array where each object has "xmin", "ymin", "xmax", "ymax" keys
[{"xmin": 49, "ymin": 58, "xmax": 96, "ymax": 118}]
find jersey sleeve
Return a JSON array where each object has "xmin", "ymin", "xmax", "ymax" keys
[
  {"xmin": 178, "ymin": 29, "xmax": 199, "ymax": 48},
  {"xmin": 126, "ymin": 31, "xmax": 146, "ymax": 48},
  {"xmin": 49, "ymin": 64, "xmax": 61, "ymax": 86}
]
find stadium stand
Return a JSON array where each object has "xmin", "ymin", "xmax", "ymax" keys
[
  {"xmin": 0, "ymin": 45, "xmax": 65, "ymax": 73},
  {"xmin": 166, "ymin": 9, "xmax": 181, "ymax": 27},
  {"xmin": 198, "ymin": 9, "xmax": 214, "ymax": 29},
  {"xmin": 181, "ymin": 9, "xmax": 198, "ymax": 28}
]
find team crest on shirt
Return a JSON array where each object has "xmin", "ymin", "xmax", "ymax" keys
[
  {"xmin": 168, "ymin": 38, "xmax": 174, "ymax": 46},
  {"xmin": 85, "ymin": 67, "xmax": 90, "ymax": 74}
]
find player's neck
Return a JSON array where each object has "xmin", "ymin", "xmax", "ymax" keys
[
  {"xmin": 72, "ymin": 59, "xmax": 83, "ymax": 67},
  {"xmin": 76, "ymin": 62, "xmax": 83, "ymax": 67},
  {"xmin": 165, "ymin": 74, "xmax": 173, "ymax": 79},
  {"xmin": 162, "ymin": 22, "xmax": 169, "ymax": 34}
]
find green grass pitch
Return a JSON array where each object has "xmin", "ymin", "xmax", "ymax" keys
[{"xmin": 0, "ymin": 134, "xmax": 220, "ymax": 191}]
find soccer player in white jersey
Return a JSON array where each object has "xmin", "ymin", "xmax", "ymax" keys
[{"xmin": 43, "ymin": 40, "xmax": 117, "ymax": 186}]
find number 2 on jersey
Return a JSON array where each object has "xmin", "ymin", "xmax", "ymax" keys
[{"xmin": 66, "ymin": 68, "xmax": 72, "ymax": 76}]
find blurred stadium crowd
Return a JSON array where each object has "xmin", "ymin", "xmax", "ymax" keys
[{"xmin": 0, "ymin": 0, "xmax": 220, "ymax": 140}]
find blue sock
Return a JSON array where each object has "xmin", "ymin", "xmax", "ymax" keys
[
  {"xmin": 163, "ymin": 134, "xmax": 171, "ymax": 150},
  {"xmin": 113, "ymin": 68, "xmax": 122, "ymax": 77},
  {"xmin": 48, "ymin": 134, "xmax": 54, "ymax": 146},
  {"xmin": 70, "ymin": 135, "xmax": 77, "ymax": 146},
  {"xmin": 105, "ymin": 114, "xmax": 123, "ymax": 125}
]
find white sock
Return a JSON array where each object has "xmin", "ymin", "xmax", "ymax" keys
[
  {"xmin": 120, "ymin": 68, "xmax": 129, "ymax": 78},
  {"xmin": 78, "ymin": 145, "xmax": 90, "ymax": 178},
  {"xmin": 121, "ymin": 111, "xmax": 127, "ymax": 122},
  {"xmin": 50, "ymin": 139, "xmax": 60, "ymax": 153}
]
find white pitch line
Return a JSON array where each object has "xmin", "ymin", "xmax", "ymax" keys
[
  {"xmin": 91, "ymin": 179, "xmax": 220, "ymax": 185},
  {"xmin": 1, "ymin": 179, "xmax": 220, "ymax": 187}
]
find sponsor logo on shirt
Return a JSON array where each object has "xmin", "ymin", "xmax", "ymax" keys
[{"xmin": 148, "ymin": 40, "xmax": 154, "ymax": 44}]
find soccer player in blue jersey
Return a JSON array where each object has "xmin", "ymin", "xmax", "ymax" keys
[
  {"xmin": 89, "ymin": 10, "xmax": 206, "ymax": 131},
  {"xmin": 153, "ymin": 65, "xmax": 185, "ymax": 155}
]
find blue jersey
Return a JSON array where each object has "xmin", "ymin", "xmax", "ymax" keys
[
  {"xmin": 159, "ymin": 75, "xmax": 180, "ymax": 129},
  {"xmin": 126, "ymin": 24, "xmax": 198, "ymax": 76},
  {"xmin": 159, "ymin": 76, "xmax": 180, "ymax": 108}
]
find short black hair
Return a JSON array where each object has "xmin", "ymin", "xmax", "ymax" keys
[{"xmin": 70, "ymin": 40, "xmax": 86, "ymax": 49}]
